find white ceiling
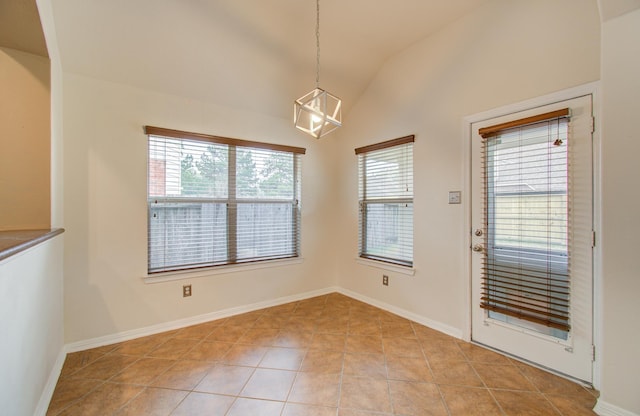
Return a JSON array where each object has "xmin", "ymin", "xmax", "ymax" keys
[{"xmin": 51, "ymin": 0, "xmax": 490, "ymax": 120}]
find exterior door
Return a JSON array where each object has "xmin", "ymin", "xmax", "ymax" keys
[{"xmin": 470, "ymin": 94, "xmax": 594, "ymax": 383}]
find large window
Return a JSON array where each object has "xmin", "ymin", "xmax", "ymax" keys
[
  {"xmin": 356, "ymin": 136, "xmax": 414, "ymax": 267},
  {"xmin": 145, "ymin": 126, "xmax": 304, "ymax": 274}
]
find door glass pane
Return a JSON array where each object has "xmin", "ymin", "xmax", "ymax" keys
[{"xmin": 484, "ymin": 119, "xmax": 569, "ymax": 340}]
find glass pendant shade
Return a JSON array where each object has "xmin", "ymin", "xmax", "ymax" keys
[{"xmin": 294, "ymin": 87, "xmax": 342, "ymax": 139}]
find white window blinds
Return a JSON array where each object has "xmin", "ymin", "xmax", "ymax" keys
[
  {"xmin": 479, "ymin": 110, "xmax": 571, "ymax": 332},
  {"xmin": 356, "ymin": 136, "xmax": 414, "ymax": 267},
  {"xmin": 146, "ymin": 127, "xmax": 303, "ymax": 274}
]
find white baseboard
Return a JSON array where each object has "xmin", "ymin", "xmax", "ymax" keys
[
  {"xmin": 33, "ymin": 347, "xmax": 67, "ymax": 416},
  {"xmin": 336, "ymin": 287, "xmax": 463, "ymax": 339},
  {"xmin": 594, "ymin": 399, "xmax": 640, "ymax": 416},
  {"xmin": 65, "ymin": 286, "xmax": 338, "ymax": 353}
]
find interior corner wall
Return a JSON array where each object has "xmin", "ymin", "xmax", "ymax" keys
[
  {"xmin": 598, "ymin": 8, "xmax": 640, "ymax": 415},
  {"xmin": 0, "ymin": 47, "xmax": 51, "ymax": 230},
  {"xmin": 62, "ymin": 73, "xmax": 338, "ymax": 343},
  {"xmin": 44, "ymin": 14, "xmax": 64, "ymax": 229},
  {"xmin": 332, "ymin": 0, "xmax": 600, "ymax": 336}
]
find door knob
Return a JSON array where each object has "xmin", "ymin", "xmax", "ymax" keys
[{"xmin": 472, "ymin": 244, "xmax": 484, "ymax": 252}]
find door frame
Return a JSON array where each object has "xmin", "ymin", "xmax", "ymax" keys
[{"xmin": 461, "ymin": 81, "xmax": 602, "ymax": 388}]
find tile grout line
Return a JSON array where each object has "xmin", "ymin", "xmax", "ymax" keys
[
  {"xmin": 416, "ymin": 320, "xmax": 453, "ymax": 416},
  {"xmin": 381, "ymin": 314, "xmax": 396, "ymax": 415},
  {"xmin": 459, "ymin": 341, "xmax": 511, "ymax": 416},
  {"xmin": 333, "ymin": 303, "xmax": 350, "ymax": 414}
]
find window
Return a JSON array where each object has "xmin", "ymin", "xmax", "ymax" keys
[
  {"xmin": 355, "ymin": 136, "xmax": 414, "ymax": 267},
  {"xmin": 145, "ymin": 126, "xmax": 304, "ymax": 274},
  {"xmin": 479, "ymin": 109, "xmax": 571, "ymax": 336}
]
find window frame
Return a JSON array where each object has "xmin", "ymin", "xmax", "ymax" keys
[
  {"xmin": 145, "ymin": 126, "xmax": 304, "ymax": 275},
  {"xmin": 355, "ymin": 135, "xmax": 415, "ymax": 268}
]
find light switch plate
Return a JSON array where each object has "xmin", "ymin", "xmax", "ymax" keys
[{"xmin": 448, "ymin": 191, "xmax": 461, "ymax": 204}]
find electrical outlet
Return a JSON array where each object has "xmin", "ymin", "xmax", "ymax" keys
[
  {"xmin": 183, "ymin": 284, "xmax": 192, "ymax": 297},
  {"xmin": 382, "ymin": 275, "xmax": 389, "ymax": 286}
]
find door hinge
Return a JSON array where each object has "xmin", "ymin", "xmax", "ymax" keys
[
  {"xmin": 591, "ymin": 116, "xmax": 595, "ymax": 134},
  {"xmin": 592, "ymin": 345, "xmax": 596, "ymax": 362},
  {"xmin": 592, "ymin": 230, "xmax": 596, "ymax": 248}
]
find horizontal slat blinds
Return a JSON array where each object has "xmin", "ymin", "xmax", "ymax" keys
[
  {"xmin": 480, "ymin": 111, "xmax": 571, "ymax": 331},
  {"xmin": 148, "ymin": 137, "xmax": 228, "ymax": 272},
  {"xmin": 235, "ymin": 147, "xmax": 299, "ymax": 263},
  {"xmin": 147, "ymin": 131, "xmax": 302, "ymax": 274},
  {"xmin": 356, "ymin": 136, "xmax": 414, "ymax": 267}
]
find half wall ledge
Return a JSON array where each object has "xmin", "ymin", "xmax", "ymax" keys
[{"xmin": 0, "ymin": 229, "xmax": 65, "ymax": 262}]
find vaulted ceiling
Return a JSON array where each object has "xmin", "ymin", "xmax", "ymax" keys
[
  {"xmin": 6, "ymin": 0, "xmax": 640, "ymax": 123},
  {"xmin": 50, "ymin": 0, "xmax": 490, "ymax": 120}
]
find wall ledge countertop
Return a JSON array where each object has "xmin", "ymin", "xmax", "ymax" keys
[{"xmin": 0, "ymin": 229, "xmax": 65, "ymax": 262}]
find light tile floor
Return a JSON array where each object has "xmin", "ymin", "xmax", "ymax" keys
[{"xmin": 47, "ymin": 293, "xmax": 598, "ymax": 415}]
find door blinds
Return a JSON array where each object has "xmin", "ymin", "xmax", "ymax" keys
[{"xmin": 479, "ymin": 110, "xmax": 571, "ymax": 331}]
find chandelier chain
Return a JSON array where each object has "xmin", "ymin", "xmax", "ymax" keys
[{"xmin": 315, "ymin": 0, "xmax": 320, "ymax": 88}]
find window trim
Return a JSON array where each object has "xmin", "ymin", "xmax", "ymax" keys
[
  {"xmin": 355, "ymin": 257, "xmax": 415, "ymax": 276},
  {"xmin": 142, "ymin": 257, "xmax": 304, "ymax": 284}
]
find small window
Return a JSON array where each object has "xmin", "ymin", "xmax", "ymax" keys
[
  {"xmin": 145, "ymin": 126, "xmax": 304, "ymax": 274},
  {"xmin": 355, "ymin": 136, "xmax": 414, "ymax": 267}
]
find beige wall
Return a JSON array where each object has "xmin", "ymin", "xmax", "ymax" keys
[
  {"xmin": 0, "ymin": 47, "xmax": 51, "ymax": 230},
  {"xmin": 332, "ymin": 0, "xmax": 600, "ymax": 334},
  {"xmin": 62, "ymin": 73, "xmax": 339, "ymax": 343},
  {"xmin": 60, "ymin": 0, "xmax": 604, "ymax": 368},
  {"xmin": 598, "ymin": 8, "xmax": 640, "ymax": 414}
]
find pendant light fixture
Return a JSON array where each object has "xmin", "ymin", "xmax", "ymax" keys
[{"xmin": 294, "ymin": 0, "xmax": 342, "ymax": 139}]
